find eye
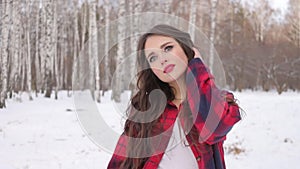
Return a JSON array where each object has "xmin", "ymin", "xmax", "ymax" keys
[
  {"xmin": 149, "ymin": 55, "xmax": 158, "ymax": 63},
  {"xmin": 164, "ymin": 45, "xmax": 173, "ymax": 52}
]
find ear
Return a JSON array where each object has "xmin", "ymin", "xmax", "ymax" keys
[{"xmin": 192, "ymin": 47, "xmax": 203, "ymax": 60}]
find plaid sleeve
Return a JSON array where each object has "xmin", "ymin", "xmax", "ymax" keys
[
  {"xmin": 107, "ymin": 133, "xmax": 127, "ymax": 169},
  {"xmin": 186, "ymin": 58, "xmax": 241, "ymax": 145}
]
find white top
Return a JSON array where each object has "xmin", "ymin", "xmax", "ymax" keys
[{"xmin": 158, "ymin": 119, "xmax": 198, "ymax": 169}]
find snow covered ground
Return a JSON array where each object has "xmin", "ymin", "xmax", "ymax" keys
[{"xmin": 0, "ymin": 90, "xmax": 299, "ymax": 169}]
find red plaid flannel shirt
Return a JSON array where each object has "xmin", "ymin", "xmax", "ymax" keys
[{"xmin": 107, "ymin": 58, "xmax": 241, "ymax": 169}]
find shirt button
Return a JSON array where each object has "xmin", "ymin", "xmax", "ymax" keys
[{"xmin": 196, "ymin": 156, "xmax": 201, "ymax": 161}]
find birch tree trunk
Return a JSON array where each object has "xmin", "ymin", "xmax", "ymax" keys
[
  {"xmin": 89, "ymin": 0, "xmax": 100, "ymax": 102},
  {"xmin": 40, "ymin": 2, "xmax": 47, "ymax": 93},
  {"xmin": 112, "ymin": 0, "xmax": 126, "ymax": 102},
  {"xmin": 81, "ymin": 1, "xmax": 88, "ymax": 49},
  {"xmin": 288, "ymin": 0, "xmax": 300, "ymax": 48},
  {"xmin": 34, "ymin": 1, "xmax": 41, "ymax": 96},
  {"xmin": 44, "ymin": 0, "xmax": 54, "ymax": 98},
  {"xmin": 129, "ymin": 0, "xmax": 141, "ymax": 96},
  {"xmin": 102, "ymin": 0, "xmax": 111, "ymax": 94},
  {"xmin": 10, "ymin": 0, "xmax": 21, "ymax": 95},
  {"xmin": 21, "ymin": 42, "xmax": 26, "ymax": 92},
  {"xmin": 0, "ymin": 0, "xmax": 12, "ymax": 108},
  {"xmin": 26, "ymin": 1, "xmax": 33, "ymax": 100},
  {"xmin": 209, "ymin": 0, "xmax": 219, "ymax": 74},
  {"xmin": 189, "ymin": 0, "xmax": 197, "ymax": 42},
  {"xmin": 131, "ymin": 0, "xmax": 141, "ymax": 56},
  {"xmin": 53, "ymin": 0, "xmax": 59, "ymax": 100},
  {"xmin": 61, "ymin": 11, "xmax": 67, "ymax": 92},
  {"xmin": 79, "ymin": 0, "xmax": 88, "ymax": 90},
  {"xmin": 230, "ymin": 2, "xmax": 234, "ymax": 44},
  {"xmin": 72, "ymin": 0, "xmax": 80, "ymax": 91}
]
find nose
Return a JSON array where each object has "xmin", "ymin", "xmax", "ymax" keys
[{"xmin": 160, "ymin": 58, "xmax": 168, "ymax": 65}]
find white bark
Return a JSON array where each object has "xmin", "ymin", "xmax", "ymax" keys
[
  {"xmin": 0, "ymin": 0, "xmax": 12, "ymax": 108},
  {"xmin": 72, "ymin": 0, "xmax": 80, "ymax": 90},
  {"xmin": 60, "ymin": 10, "xmax": 67, "ymax": 93},
  {"xmin": 103, "ymin": 0, "xmax": 111, "ymax": 93},
  {"xmin": 11, "ymin": 0, "xmax": 21, "ymax": 94},
  {"xmin": 79, "ymin": 0, "xmax": 88, "ymax": 90},
  {"xmin": 230, "ymin": 2, "xmax": 234, "ymax": 44},
  {"xmin": 129, "ymin": 0, "xmax": 141, "ymax": 95},
  {"xmin": 81, "ymin": 1, "xmax": 88, "ymax": 49},
  {"xmin": 53, "ymin": 0, "xmax": 59, "ymax": 99},
  {"xmin": 189, "ymin": 0, "xmax": 197, "ymax": 42},
  {"xmin": 34, "ymin": 1, "xmax": 41, "ymax": 95},
  {"xmin": 209, "ymin": 0, "xmax": 218, "ymax": 74},
  {"xmin": 89, "ymin": 0, "xmax": 100, "ymax": 102},
  {"xmin": 44, "ymin": 0, "xmax": 54, "ymax": 97},
  {"xmin": 21, "ymin": 45, "xmax": 26, "ymax": 93},
  {"xmin": 112, "ymin": 0, "xmax": 126, "ymax": 102},
  {"xmin": 287, "ymin": 0, "xmax": 300, "ymax": 48},
  {"xmin": 26, "ymin": 1, "xmax": 33, "ymax": 100},
  {"xmin": 40, "ymin": 2, "xmax": 46, "ymax": 93}
]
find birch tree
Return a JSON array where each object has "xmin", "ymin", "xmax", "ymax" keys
[
  {"xmin": 248, "ymin": 0, "xmax": 272, "ymax": 43},
  {"xmin": 287, "ymin": 0, "xmax": 300, "ymax": 48},
  {"xmin": 59, "ymin": 2, "xmax": 68, "ymax": 94},
  {"xmin": 35, "ymin": 2, "xmax": 42, "ymax": 94},
  {"xmin": 229, "ymin": 1, "xmax": 235, "ymax": 45},
  {"xmin": 129, "ymin": 0, "xmax": 141, "ymax": 95},
  {"xmin": 0, "ymin": 0, "xmax": 12, "ymax": 108},
  {"xmin": 102, "ymin": 0, "xmax": 111, "ymax": 93},
  {"xmin": 81, "ymin": 1, "xmax": 88, "ymax": 50},
  {"xmin": 25, "ymin": 1, "xmax": 33, "ymax": 100},
  {"xmin": 189, "ymin": 0, "xmax": 197, "ymax": 41},
  {"xmin": 10, "ymin": 0, "xmax": 21, "ymax": 95},
  {"xmin": 208, "ymin": 0, "xmax": 219, "ymax": 74},
  {"xmin": 79, "ymin": 1, "xmax": 88, "ymax": 90},
  {"xmin": 43, "ymin": 0, "xmax": 54, "ymax": 98},
  {"xmin": 72, "ymin": 0, "xmax": 80, "ymax": 91},
  {"xmin": 112, "ymin": 0, "xmax": 126, "ymax": 102},
  {"xmin": 89, "ymin": 0, "xmax": 100, "ymax": 102},
  {"xmin": 53, "ymin": 0, "xmax": 59, "ymax": 99},
  {"xmin": 39, "ymin": 3, "xmax": 46, "ymax": 94}
]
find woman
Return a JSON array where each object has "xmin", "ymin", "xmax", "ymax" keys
[{"xmin": 107, "ymin": 24, "xmax": 241, "ymax": 169}]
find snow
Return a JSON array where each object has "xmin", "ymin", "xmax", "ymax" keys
[
  {"xmin": 225, "ymin": 90, "xmax": 300, "ymax": 169},
  {"xmin": 0, "ymin": 90, "xmax": 299, "ymax": 169}
]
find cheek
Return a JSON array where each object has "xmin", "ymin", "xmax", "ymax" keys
[
  {"xmin": 172, "ymin": 49, "xmax": 188, "ymax": 64},
  {"xmin": 174, "ymin": 55, "xmax": 188, "ymax": 67}
]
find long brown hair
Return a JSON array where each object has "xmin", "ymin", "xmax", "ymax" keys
[{"xmin": 120, "ymin": 24, "xmax": 196, "ymax": 169}]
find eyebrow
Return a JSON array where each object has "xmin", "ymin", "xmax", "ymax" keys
[{"xmin": 146, "ymin": 41, "xmax": 173, "ymax": 59}]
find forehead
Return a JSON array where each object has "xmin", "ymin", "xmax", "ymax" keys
[{"xmin": 144, "ymin": 35, "xmax": 177, "ymax": 50}]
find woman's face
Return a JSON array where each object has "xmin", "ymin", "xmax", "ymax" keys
[{"xmin": 144, "ymin": 35, "xmax": 188, "ymax": 84}]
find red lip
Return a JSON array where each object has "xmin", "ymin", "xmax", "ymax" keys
[{"xmin": 163, "ymin": 64, "xmax": 175, "ymax": 73}]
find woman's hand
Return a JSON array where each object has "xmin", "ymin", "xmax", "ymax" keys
[{"xmin": 192, "ymin": 47, "xmax": 203, "ymax": 60}]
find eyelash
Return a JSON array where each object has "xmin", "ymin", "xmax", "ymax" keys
[
  {"xmin": 164, "ymin": 45, "xmax": 173, "ymax": 52},
  {"xmin": 149, "ymin": 55, "xmax": 157, "ymax": 63},
  {"xmin": 148, "ymin": 45, "xmax": 174, "ymax": 63}
]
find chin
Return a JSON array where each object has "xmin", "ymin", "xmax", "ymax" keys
[{"xmin": 161, "ymin": 75, "xmax": 179, "ymax": 84}]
